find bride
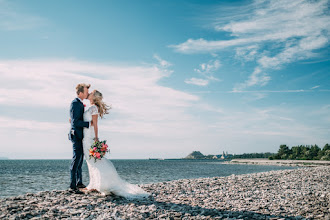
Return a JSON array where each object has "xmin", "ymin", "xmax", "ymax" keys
[{"xmin": 82, "ymin": 89, "xmax": 149, "ymax": 198}]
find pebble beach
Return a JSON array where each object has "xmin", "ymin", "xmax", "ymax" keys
[{"xmin": 1, "ymin": 166, "xmax": 329, "ymax": 220}]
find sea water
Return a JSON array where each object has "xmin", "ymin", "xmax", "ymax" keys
[{"xmin": 0, "ymin": 159, "xmax": 296, "ymax": 198}]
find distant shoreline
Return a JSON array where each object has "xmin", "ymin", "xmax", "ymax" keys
[{"xmin": 224, "ymin": 158, "xmax": 330, "ymax": 167}]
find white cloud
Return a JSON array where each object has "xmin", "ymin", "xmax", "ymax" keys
[
  {"xmin": 153, "ymin": 54, "xmax": 172, "ymax": 68},
  {"xmin": 0, "ymin": 116, "xmax": 66, "ymax": 130},
  {"xmin": 171, "ymin": 0, "xmax": 330, "ymax": 90},
  {"xmin": 0, "ymin": 59, "xmax": 328, "ymax": 159},
  {"xmin": 258, "ymin": 35, "xmax": 328, "ymax": 69},
  {"xmin": 230, "ymin": 89, "xmax": 307, "ymax": 94},
  {"xmin": 234, "ymin": 67, "xmax": 270, "ymax": 91},
  {"xmin": 171, "ymin": 37, "xmax": 255, "ymax": 54},
  {"xmin": 235, "ymin": 45, "xmax": 259, "ymax": 62},
  {"xmin": 0, "ymin": 59, "xmax": 213, "ymax": 158},
  {"xmin": 194, "ymin": 60, "xmax": 221, "ymax": 76},
  {"xmin": 153, "ymin": 54, "xmax": 173, "ymax": 78},
  {"xmin": 194, "ymin": 103, "xmax": 224, "ymax": 114},
  {"xmin": 185, "ymin": 59, "xmax": 222, "ymax": 86},
  {"xmin": 0, "ymin": 59, "xmax": 194, "ymax": 109},
  {"xmin": 311, "ymin": 85, "xmax": 320, "ymax": 90},
  {"xmin": 184, "ymin": 77, "xmax": 209, "ymax": 86},
  {"xmin": 0, "ymin": 59, "xmax": 200, "ymax": 122}
]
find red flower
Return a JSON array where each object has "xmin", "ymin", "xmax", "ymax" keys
[{"xmin": 83, "ymin": 104, "xmax": 86, "ymax": 107}]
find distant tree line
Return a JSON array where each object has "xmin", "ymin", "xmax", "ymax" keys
[
  {"xmin": 269, "ymin": 144, "xmax": 330, "ymax": 160},
  {"xmin": 232, "ymin": 152, "xmax": 274, "ymax": 159}
]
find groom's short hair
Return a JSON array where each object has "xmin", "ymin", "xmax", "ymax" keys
[{"xmin": 76, "ymin": 83, "xmax": 90, "ymax": 95}]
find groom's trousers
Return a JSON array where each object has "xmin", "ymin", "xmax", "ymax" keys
[{"xmin": 70, "ymin": 137, "xmax": 84, "ymax": 189}]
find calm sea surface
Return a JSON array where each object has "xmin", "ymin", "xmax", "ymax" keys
[{"xmin": 0, "ymin": 159, "xmax": 295, "ymax": 198}]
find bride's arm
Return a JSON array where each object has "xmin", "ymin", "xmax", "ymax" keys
[{"xmin": 92, "ymin": 114, "xmax": 99, "ymax": 141}]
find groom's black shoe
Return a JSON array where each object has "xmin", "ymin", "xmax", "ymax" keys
[
  {"xmin": 77, "ymin": 184, "xmax": 86, "ymax": 189},
  {"xmin": 68, "ymin": 188, "xmax": 84, "ymax": 194}
]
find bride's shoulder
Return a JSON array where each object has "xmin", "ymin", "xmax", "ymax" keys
[
  {"xmin": 90, "ymin": 104, "xmax": 98, "ymax": 109},
  {"xmin": 90, "ymin": 105, "xmax": 99, "ymax": 115}
]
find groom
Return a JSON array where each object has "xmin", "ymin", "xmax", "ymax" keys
[{"xmin": 68, "ymin": 83, "xmax": 91, "ymax": 194}]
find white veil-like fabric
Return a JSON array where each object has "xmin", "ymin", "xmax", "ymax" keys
[{"xmin": 82, "ymin": 105, "xmax": 149, "ymax": 198}]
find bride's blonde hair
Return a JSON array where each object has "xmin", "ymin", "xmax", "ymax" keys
[{"xmin": 91, "ymin": 90, "xmax": 111, "ymax": 118}]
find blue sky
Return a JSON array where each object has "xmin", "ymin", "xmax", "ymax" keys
[{"xmin": 0, "ymin": 0, "xmax": 329, "ymax": 159}]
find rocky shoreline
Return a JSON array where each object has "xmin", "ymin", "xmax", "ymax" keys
[{"xmin": 1, "ymin": 166, "xmax": 329, "ymax": 220}]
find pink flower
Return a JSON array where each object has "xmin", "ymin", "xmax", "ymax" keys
[
  {"xmin": 96, "ymin": 153, "xmax": 101, "ymax": 158},
  {"xmin": 93, "ymin": 147, "xmax": 97, "ymax": 151}
]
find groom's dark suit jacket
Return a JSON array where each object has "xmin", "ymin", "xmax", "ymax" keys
[{"xmin": 69, "ymin": 98, "xmax": 89, "ymax": 141}]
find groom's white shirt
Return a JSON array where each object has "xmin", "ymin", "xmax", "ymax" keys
[{"xmin": 77, "ymin": 97, "xmax": 91, "ymax": 128}]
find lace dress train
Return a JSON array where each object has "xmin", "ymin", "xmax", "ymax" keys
[{"xmin": 82, "ymin": 105, "xmax": 149, "ymax": 198}]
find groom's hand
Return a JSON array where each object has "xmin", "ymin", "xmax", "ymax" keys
[{"xmin": 69, "ymin": 118, "xmax": 71, "ymax": 123}]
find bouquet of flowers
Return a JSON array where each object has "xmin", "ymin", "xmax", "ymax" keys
[{"xmin": 89, "ymin": 140, "xmax": 109, "ymax": 162}]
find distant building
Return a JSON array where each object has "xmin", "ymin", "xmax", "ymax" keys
[{"xmin": 219, "ymin": 151, "xmax": 232, "ymax": 159}]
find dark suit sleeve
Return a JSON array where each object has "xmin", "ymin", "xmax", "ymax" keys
[{"xmin": 71, "ymin": 102, "xmax": 90, "ymax": 128}]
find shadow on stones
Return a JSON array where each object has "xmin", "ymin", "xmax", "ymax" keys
[{"xmin": 104, "ymin": 195, "xmax": 299, "ymax": 220}]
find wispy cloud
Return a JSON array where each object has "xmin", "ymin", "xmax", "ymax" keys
[
  {"xmin": 173, "ymin": 0, "xmax": 329, "ymax": 53},
  {"xmin": 184, "ymin": 77, "xmax": 209, "ymax": 86},
  {"xmin": 187, "ymin": 89, "xmax": 330, "ymax": 94},
  {"xmin": 194, "ymin": 59, "xmax": 221, "ymax": 79},
  {"xmin": 310, "ymin": 85, "xmax": 320, "ymax": 90},
  {"xmin": 153, "ymin": 54, "xmax": 173, "ymax": 77},
  {"xmin": 185, "ymin": 59, "xmax": 222, "ymax": 86},
  {"xmin": 235, "ymin": 45, "xmax": 259, "ymax": 62},
  {"xmin": 234, "ymin": 67, "xmax": 270, "ymax": 91},
  {"xmin": 230, "ymin": 89, "xmax": 306, "ymax": 93},
  {"xmin": 153, "ymin": 54, "xmax": 172, "ymax": 68},
  {"xmin": 171, "ymin": 0, "xmax": 330, "ymax": 90},
  {"xmin": 0, "ymin": 0, "xmax": 45, "ymax": 31}
]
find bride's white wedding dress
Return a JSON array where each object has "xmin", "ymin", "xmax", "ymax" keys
[{"xmin": 82, "ymin": 105, "xmax": 149, "ymax": 198}]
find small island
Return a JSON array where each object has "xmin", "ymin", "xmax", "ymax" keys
[{"xmin": 184, "ymin": 151, "xmax": 232, "ymax": 160}]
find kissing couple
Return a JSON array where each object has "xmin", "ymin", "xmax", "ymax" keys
[{"xmin": 68, "ymin": 83, "xmax": 149, "ymax": 198}]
